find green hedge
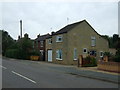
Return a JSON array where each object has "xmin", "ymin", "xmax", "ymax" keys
[
  {"xmin": 5, "ymin": 49, "xmax": 19, "ymax": 58},
  {"xmin": 29, "ymin": 50, "xmax": 40, "ymax": 56},
  {"xmin": 83, "ymin": 56, "xmax": 97, "ymax": 67},
  {"xmin": 113, "ymin": 55, "xmax": 120, "ymax": 62}
]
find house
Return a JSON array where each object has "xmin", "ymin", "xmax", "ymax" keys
[
  {"xmin": 34, "ymin": 33, "xmax": 50, "ymax": 61},
  {"xmin": 45, "ymin": 20, "xmax": 109, "ymax": 65},
  {"xmin": 45, "ymin": 35, "xmax": 52, "ymax": 62}
]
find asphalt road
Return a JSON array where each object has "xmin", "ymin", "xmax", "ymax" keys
[{"xmin": 2, "ymin": 58, "xmax": 119, "ymax": 88}]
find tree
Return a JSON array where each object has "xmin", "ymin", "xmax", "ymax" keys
[
  {"xmin": 102, "ymin": 34, "xmax": 119, "ymax": 48},
  {"xmin": 17, "ymin": 33, "xmax": 33, "ymax": 59},
  {"xmin": 1, "ymin": 30, "xmax": 15, "ymax": 56}
]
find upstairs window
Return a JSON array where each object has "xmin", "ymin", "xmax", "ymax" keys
[
  {"xmin": 40, "ymin": 41, "xmax": 43, "ymax": 47},
  {"xmin": 56, "ymin": 49, "xmax": 62, "ymax": 60},
  {"xmin": 48, "ymin": 39, "xmax": 52, "ymax": 44},
  {"xmin": 56, "ymin": 35, "xmax": 63, "ymax": 42},
  {"xmin": 91, "ymin": 36, "xmax": 96, "ymax": 46}
]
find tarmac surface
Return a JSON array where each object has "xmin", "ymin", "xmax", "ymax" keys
[{"xmin": 2, "ymin": 57, "xmax": 120, "ymax": 88}]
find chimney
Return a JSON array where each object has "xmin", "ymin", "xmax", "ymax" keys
[
  {"xmin": 20, "ymin": 20, "xmax": 22, "ymax": 38},
  {"xmin": 18, "ymin": 35, "xmax": 20, "ymax": 40},
  {"xmin": 51, "ymin": 31, "xmax": 55, "ymax": 35},
  {"xmin": 37, "ymin": 34, "xmax": 40, "ymax": 38}
]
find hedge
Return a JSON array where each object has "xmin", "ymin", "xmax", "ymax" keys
[{"xmin": 5, "ymin": 49, "xmax": 19, "ymax": 58}]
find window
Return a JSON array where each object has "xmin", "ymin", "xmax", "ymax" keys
[
  {"xmin": 56, "ymin": 35, "xmax": 63, "ymax": 42},
  {"xmin": 48, "ymin": 39, "xmax": 52, "ymax": 44},
  {"xmin": 91, "ymin": 36, "xmax": 96, "ymax": 46},
  {"xmin": 40, "ymin": 41, "xmax": 43, "ymax": 47},
  {"xmin": 40, "ymin": 50, "xmax": 43, "ymax": 55},
  {"xmin": 100, "ymin": 51, "xmax": 104, "ymax": 57},
  {"xmin": 56, "ymin": 49, "xmax": 62, "ymax": 60},
  {"xmin": 83, "ymin": 48, "xmax": 87, "ymax": 53},
  {"xmin": 90, "ymin": 50, "xmax": 97, "ymax": 57},
  {"xmin": 73, "ymin": 48, "xmax": 77, "ymax": 60}
]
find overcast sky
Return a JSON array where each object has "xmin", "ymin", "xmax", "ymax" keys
[{"xmin": 1, "ymin": 0, "xmax": 118, "ymax": 40}]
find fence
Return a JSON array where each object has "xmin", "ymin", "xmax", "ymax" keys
[{"xmin": 97, "ymin": 61, "xmax": 120, "ymax": 73}]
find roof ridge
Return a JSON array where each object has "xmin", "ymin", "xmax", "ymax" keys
[{"xmin": 53, "ymin": 20, "xmax": 86, "ymax": 35}]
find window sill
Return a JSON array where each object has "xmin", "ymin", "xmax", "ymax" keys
[
  {"xmin": 91, "ymin": 45, "xmax": 96, "ymax": 47},
  {"xmin": 56, "ymin": 41, "xmax": 62, "ymax": 43},
  {"xmin": 56, "ymin": 58, "xmax": 63, "ymax": 60},
  {"xmin": 73, "ymin": 59, "xmax": 77, "ymax": 61}
]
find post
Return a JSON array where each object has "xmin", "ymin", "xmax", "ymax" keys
[
  {"xmin": 77, "ymin": 58, "xmax": 79, "ymax": 67},
  {"xmin": 20, "ymin": 20, "xmax": 22, "ymax": 38},
  {"xmin": 78, "ymin": 55, "xmax": 83, "ymax": 67},
  {"xmin": 79, "ymin": 55, "xmax": 83, "ymax": 67}
]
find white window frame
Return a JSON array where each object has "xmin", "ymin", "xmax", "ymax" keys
[
  {"xmin": 56, "ymin": 35, "xmax": 63, "ymax": 42},
  {"xmin": 100, "ymin": 51, "xmax": 104, "ymax": 57},
  {"xmin": 40, "ymin": 41, "xmax": 43, "ymax": 47},
  {"xmin": 56, "ymin": 49, "xmax": 62, "ymax": 60},
  {"xmin": 40, "ymin": 50, "xmax": 43, "ymax": 55},
  {"xmin": 48, "ymin": 39, "xmax": 52, "ymax": 44},
  {"xmin": 91, "ymin": 36, "xmax": 96, "ymax": 47},
  {"xmin": 83, "ymin": 48, "xmax": 87, "ymax": 53},
  {"xmin": 73, "ymin": 48, "xmax": 77, "ymax": 60}
]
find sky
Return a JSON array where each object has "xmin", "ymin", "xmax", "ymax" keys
[{"xmin": 0, "ymin": 0, "xmax": 119, "ymax": 40}]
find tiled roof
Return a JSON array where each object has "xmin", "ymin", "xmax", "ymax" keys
[
  {"xmin": 35, "ymin": 34, "xmax": 50, "ymax": 41},
  {"xmin": 52, "ymin": 20, "xmax": 85, "ymax": 35},
  {"xmin": 46, "ymin": 35, "xmax": 52, "ymax": 39}
]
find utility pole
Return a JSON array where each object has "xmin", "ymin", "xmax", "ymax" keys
[{"xmin": 20, "ymin": 20, "xmax": 22, "ymax": 38}]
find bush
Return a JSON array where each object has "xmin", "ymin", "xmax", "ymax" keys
[
  {"xmin": 113, "ymin": 56, "xmax": 120, "ymax": 62},
  {"xmin": 83, "ymin": 56, "xmax": 97, "ymax": 67},
  {"xmin": 29, "ymin": 50, "xmax": 40, "ymax": 56},
  {"xmin": 104, "ymin": 52, "xmax": 112, "ymax": 57},
  {"xmin": 5, "ymin": 49, "xmax": 19, "ymax": 58},
  {"xmin": 91, "ymin": 57, "xmax": 97, "ymax": 66},
  {"xmin": 84, "ymin": 56, "xmax": 91, "ymax": 61}
]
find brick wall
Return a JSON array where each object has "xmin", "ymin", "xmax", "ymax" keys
[{"xmin": 97, "ymin": 61, "xmax": 120, "ymax": 73}]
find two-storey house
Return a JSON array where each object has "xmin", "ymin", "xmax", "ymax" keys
[
  {"xmin": 34, "ymin": 34, "xmax": 50, "ymax": 61},
  {"xmin": 46, "ymin": 20, "xmax": 109, "ymax": 65}
]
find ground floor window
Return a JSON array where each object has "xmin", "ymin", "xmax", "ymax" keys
[
  {"xmin": 73, "ymin": 48, "xmax": 77, "ymax": 60},
  {"xmin": 100, "ymin": 51, "xmax": 104, "ymax": 57},
  {"xmin": 56, "ymin": 49, "xmax": 62, "ymax": 60},
  {"xmin": 83, "ymin": 48, "xmax": 87, "ymax": 53},
  {"xmin": 90, "ymin": 50, "xmax": 97, "ymax": 57},
  {"xmin": 40, "ymin": 50, "xmax": 43, "ymax": 55}
]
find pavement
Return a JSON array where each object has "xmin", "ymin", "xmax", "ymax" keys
[{"xmin": 3, "ymin": 57, "xmax": 120, "ymax": 84}]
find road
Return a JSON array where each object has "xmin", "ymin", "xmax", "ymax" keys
[{"xmin": 2, "ymin": 58, "xmax": 119, "ymax": 88}]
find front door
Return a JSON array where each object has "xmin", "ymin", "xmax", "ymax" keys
[{"xmin": 48, "ymin": 50, "xmax": 52, "ymax": 62}]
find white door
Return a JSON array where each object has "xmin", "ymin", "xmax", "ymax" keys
[{"xmin": 48, "ymin": 50, "xmax": 52, "ymax": 62}]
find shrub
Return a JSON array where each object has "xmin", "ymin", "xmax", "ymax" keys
[
  {"xmin": 113, "ymin": 56, "xmax": 120, "ymax": 62},
  {"xmin": 84, "ymin": 56, "xmax": 91, "ymax": 61},
  {"xmin": 104, "ymin": 52, "xmax": 112, "ymax": 57},
  {"xmin": 91, "ymin": 57, "xmax": 97, "ymax": 66},
  {"xmin": 83, "ymin": 56, "xmax": 97, "ymax": 67},
  {"xmin": 5, "ymin": 49, "xmax": 19, "ymax": 58},
  {"xmin": 29, "ymin": 50, "xmax": 40, "ymax": 56}
]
